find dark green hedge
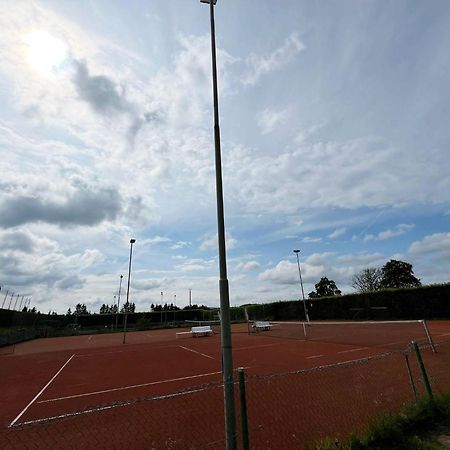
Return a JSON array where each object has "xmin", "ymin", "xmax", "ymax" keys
[{"xmin": 245, "ymin": 283, "xmax": 450, "ymax": 322}]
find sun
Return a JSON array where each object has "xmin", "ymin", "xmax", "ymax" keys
[{"xmin": 26, "ymin": 30, "xmax": 67, "ymax": 76}]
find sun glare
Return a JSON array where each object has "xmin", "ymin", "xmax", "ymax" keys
[{"xmin": 26, "ymin": 31, "xmax": 67, "ymax": 76}]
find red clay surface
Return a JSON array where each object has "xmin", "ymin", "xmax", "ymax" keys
[{"xmin": 1, "ymin": 321, "xmax": 450, "ymax": 449}]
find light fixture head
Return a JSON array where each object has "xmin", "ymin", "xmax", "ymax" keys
[
  {"xmin": 200, "ymin": 0, "xmax": 217, "ymax": 4},
  {"xmin": 130, "ymin": 239, "xmax": 136, "ymax": 244}
]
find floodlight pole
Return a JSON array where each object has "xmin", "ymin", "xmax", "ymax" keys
[
  {"xmin": 123, "ymin": 239, "xmax": 136, "ymax": 344},
  {"xmin": 115, "ymin": 275, "xmax": 123, "ymax": 329},
  {"xmin": 200, "ymin": 0, "xmax": 237, "ymax": 448},
  {"xmin": 294, "ymin": 250, "xmax": 310, "ymax": 323}
]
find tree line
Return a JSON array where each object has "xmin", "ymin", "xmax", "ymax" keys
[{"xmin": 307, "ymin": 259, "xmax": 421, "ymax": 299}]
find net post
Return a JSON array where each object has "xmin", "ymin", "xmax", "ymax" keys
[
  {"xmin": 412, "ymin": 340, "xmax": 434, "ymax": 400},
  {"xmin": 302, "ymin": 322, "xmax": 307, "ymax": 339},
  {"xmin": 244, "ymin": 308, "xmax": 251, "ymax": 334},
  {"xmin": 421, "ymin": 320, "xmax": 436, "ymax": 353},
  {"xmin": 403, "ymin": 351, "xmax": 417, "ymax": 400},
  {"xmin": 238, "ymin": 367, "xmax": 250, "ymax": 450}
]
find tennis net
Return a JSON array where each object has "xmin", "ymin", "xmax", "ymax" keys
[{"xmin": 251, "ymin": 319, "xmax": 435, "ymax": 350}]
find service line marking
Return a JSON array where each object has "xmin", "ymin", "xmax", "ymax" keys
[
  {"xmin": 37, "ymin": 370, "xmax": 222, "ymax": 404},
  {"xmin": 438, "ymin": 333, "xmax": 450, "ymax": 337},
  {"xmin": 9, "ymin": 353, "xmax": 75, "ymax": 427},
  {"xmin": 337, "ymin": 347, "xmax": 368, "ymax": 354},
  {"xmin": 306, "ymin": 354, "xmax": 325, "ymax": 359},
  {"xmin": 178, "ymin": 345, "xmax": 215, "ymax": 360}
]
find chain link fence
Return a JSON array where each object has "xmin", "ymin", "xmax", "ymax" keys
[{"xmin": 1, "ymin": 341, "xmax": 449, "ymax": 449}]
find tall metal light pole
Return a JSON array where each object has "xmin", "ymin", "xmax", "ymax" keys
[
  {"xmin": 123, "ymin": 239, "xmax": 136, "ymax": 344},
  {"xmin": 294, "ymin": 250, "xmax": 310, "ymax": 323},
  {"xmin": 115, "ymin": 275, "xmax": 123, "ymax": 329},
  {"xmin": 200, "ymin": 1, "xmax": 236, "ymax": 448}
]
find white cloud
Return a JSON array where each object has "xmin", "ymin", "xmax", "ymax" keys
[
  {"xmin": 257, "ymin": 107, "xmax": 290, "ymax": 134},
  {"xmin": 170, "ymin": 241, "xmax": 189, "ymax": 250},
  {"xmin": 328, "ymin": 227, "xmax": 346, "ymax": 239},
  {"xmin": 242, "ymin": 32, "xmax": 305, "ymax": 86},
  {"xmin": 407, "ymin": 233, "xmax": 450, "ymax": 259},
  {"xmin": 301, "ymin": 236, "xmax": 322, "ymax": 243},
  {"xmin": 200, "ymin": 232, "xmax": 237, "ymax": 251},
  {"xmin": 236, "ymin": 261, "xmax": 260, "ymax": 272},
  {"xmin": 364, "ymin": 224, "xmax": 414, "ymax": 241},
  {"xmin": 141, "ymin": 236, "xmax": 172, "ymax": 246}
]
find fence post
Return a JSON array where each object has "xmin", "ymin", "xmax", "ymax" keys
[
  {"xmin": 238, "ymin": 367, "xmax": 250, "ymax": 450},
  {"xmin": 412, "ymin": 341, "xmax": 433, "ymax": 400}
]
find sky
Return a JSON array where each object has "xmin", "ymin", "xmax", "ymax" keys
[{"xmin": 0, "ymin": 0, "xmax": 450, "ymax": 314}]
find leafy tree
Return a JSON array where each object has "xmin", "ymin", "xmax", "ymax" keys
[
  {"xmin": 352, "ymin": 267, "xmax": 382, "ymax": 292},
  {"xmin": 74, "ymin": 303, "xmax": 88, "ymax": 315},
  {"xmin": 121, "ymin": 302, "xmax": 135, "ymax": 313},
  {"xmin": 66, "ymin": 308, "xmax": 72, "ymax": 316},
  {"xmin": 379, "ymin": 260, "xmax": 421, "ymax": 289},
  {"xmin": 309, "ymin": 277, "xmax": 342, "ymax": 298}
]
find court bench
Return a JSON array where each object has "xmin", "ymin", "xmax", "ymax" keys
[
  {"xmin": 176, "ymin": 325, "xmax": 214, "ymax": 338},
  {"xmin": 252, "ymin": 321, "xmax": 271, "ymax": 332}
]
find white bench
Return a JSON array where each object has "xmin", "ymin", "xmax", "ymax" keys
[
  {"xmin": 191, "ymin": 326, "xmax": 213, "ymax": 337},
  {"xmin": 252, "ymin": 321, "xmax": 271, "ymax": 332}
]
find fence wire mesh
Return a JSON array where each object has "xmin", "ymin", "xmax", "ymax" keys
[{"xmin": 2, "ymin": 341, "xmax": 450, "ymax": 449}]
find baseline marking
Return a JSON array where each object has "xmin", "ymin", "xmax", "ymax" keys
[
  {"xmin": 234, "ymin": 343, "xmax": 280, "ymax": 351},
  {"xmin": 306, "ymin": 354, "xmax": 325, "ymax": 359},
  {"xmin": 178, "ymin": 345, "xmax": 215, "ymax": 360},
  {"xmin": 337, "ymin": 347, "xmax": 368, "ymax": 354},
  {"xmin": 37, "ymin": 370, "xmax": 222, "ymax": 404},
  {"xmin": 9, "ymin": 353, "xmax": 75, "ymax": 427}
]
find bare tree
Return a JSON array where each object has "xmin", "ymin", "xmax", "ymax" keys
[{"xmin": 352, "ymin": 267, "xmax": 382, "ymax": 292}]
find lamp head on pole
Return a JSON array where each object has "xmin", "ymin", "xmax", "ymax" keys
[
  {"xmin": 200, "ymin": 0, "xmax": 217, "ymax": 4},
  {"xmin": 293, "ymin": 249, "xmax": 300, "ymax": 255},
  {"xmin": 130, "ymin": 239, "xmax": 136, "ymax": 244}
]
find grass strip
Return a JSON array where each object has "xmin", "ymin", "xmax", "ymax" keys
[{"xmin": 314, "ymin": 393, "xmax": 450, "ymax": 450}]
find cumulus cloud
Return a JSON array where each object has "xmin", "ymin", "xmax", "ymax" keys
[
  {"xmin": 0, "ymin": 187, "xmax": 121, "ymax": 228},
  {"xmin": 0, "ymin": 229, "xmax": 102, "ymax": 289},
  {"xmin": 72, "ymin": 59, "xmax": 131, "ymax": 115},
  {"xmin": 236, "ymin": 261, "xmax": 260, "ymax": 272}
]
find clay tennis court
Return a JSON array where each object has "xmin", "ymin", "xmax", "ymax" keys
[{"xmin": 1, "ymin": 320, "xmax": 450, "ymax": 449}]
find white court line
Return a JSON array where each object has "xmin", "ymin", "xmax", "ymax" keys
[
  {"xmin": 37, "ymin": 370, "xmax": 222, "ymax": 404},
  {"xmin": 9, "ymin": 353, "xmax": 75, "ymax": 427},
  {"xmin": 19, "ymin": 386, "xmax": 211, "ymax": 427},
  {"xmin": 306, "ymin": 354, "xmax": 325, "ymax": 359},
  {"xmin": 234, "ymin": 343, "xmax": 280, "ymax": 351},
  {"xmin": 178, "ymin": 345, "xmax": 215, "ymax": 360},
  {"xmin": 438, "ymin": 333, "xmax": 450, "ymax": 337},
  {"xmin": 337, "ymin": 347, "xmax": 368, "ymax": 354}
]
